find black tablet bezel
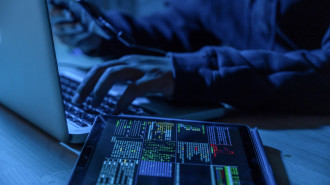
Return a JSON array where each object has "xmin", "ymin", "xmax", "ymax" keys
[
  {"xmin": 239, "ymin": 126, "xmax": 267, "ymax": 185},
  {"xmin": 69, "ymin": 115, "xmax": 268, "ymax": 185}
]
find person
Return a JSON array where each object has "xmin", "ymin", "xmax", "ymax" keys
[{"xmin": 49, "ymin": 0, "xmax": 330, "ymax": 115}]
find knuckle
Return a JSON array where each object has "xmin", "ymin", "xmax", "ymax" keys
[
  {"xmin": 104, "ymin": 68, "xmax": 115, "ymax": 77},
  {"xmin": 104, "ymin": 67, "xmax": 117, "ymax": 75},
  {"xmin": 104, "ymin": 66, "xmax": 125, "ymax": 76},
  {"xmin": 91, "ymin": 65, "xmax": 104, "ymax": 73},
  {"xmin": 90, "ymin": 66, "xmax": 99, "ymax": 72}
]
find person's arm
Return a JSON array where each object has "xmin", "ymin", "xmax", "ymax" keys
[
  {"xmin": 169, "ymin": 27, "xmax": 330, "ymax": 114},
  {"xmin": 73, "ymin": 28, "xmax": 330, "ymax": 114},
  {"xmin": 87, "ymin": 0, "xmax": 220, "ymax": 57},
  {"xmin": 72, "ymin": 55, "xmax": 174, "ymax": 114},
  {"xmin": 50, "ymin": 0, "xmax": 219, "ymax": 58}
]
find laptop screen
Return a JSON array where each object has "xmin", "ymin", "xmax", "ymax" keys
[{"xmin": 0, "ymin": 0, "xmax": 68, "ymax": 141}]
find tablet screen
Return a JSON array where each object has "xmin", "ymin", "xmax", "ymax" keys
[{"xmin": 71, "ymin": 116, "xmax": 265, "ymax": 185}]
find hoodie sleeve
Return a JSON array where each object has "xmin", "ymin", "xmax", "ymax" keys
[
  {"xmin": 86, "ymin": 0, "xmax": 220, "ymax": 57},
  {"xmin": 168, "ymin": 27, "xmax": 330, "ymax": 114}
]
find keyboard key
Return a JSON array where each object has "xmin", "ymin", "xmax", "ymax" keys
[{"xmin": 59, "ymin": 75, "xmax": 152, "ymax": 128}]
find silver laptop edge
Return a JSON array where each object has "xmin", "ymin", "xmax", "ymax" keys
[
  {"xmin": 0, "ymin": 0, "xmax": 78, "ymax": 143},
  {"xmin": 0, "ymin": 0, "xmax": 226, "ymax": 144}
]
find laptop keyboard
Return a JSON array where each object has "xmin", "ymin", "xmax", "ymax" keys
[{"xmin": 60, "ymin": 75, "xmax": 152, "ymax": 127}]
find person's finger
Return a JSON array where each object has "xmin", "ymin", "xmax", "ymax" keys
[
  {"xmin": 113, "ymin": 76, "xmax": 157, "ymax": 114},
  {"xmin": 50, "ymin": 8, "xmax": 75, "ymax": 24},
  {"xmin": 91, "ymin": 67, "xmax": 143, "ymax": 106},
  {"xmin": 72, "ymin": 61, "xmax": 125, "ymax": 103},
  {"xmin": 53, "ymin": 22, "xmax": 84, "ymax": 36},
  {"xmin": 72, "ymin": 66, "xmax": 106, "ymax": 104}
]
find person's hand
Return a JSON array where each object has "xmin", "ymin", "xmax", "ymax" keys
[
  {"xmin": 72, "ymin": 55, "xmax": 175, "ymax": 114},
  {"xmin": 48, "ymin": 0, "xmax": 109, "ymax": 52}
]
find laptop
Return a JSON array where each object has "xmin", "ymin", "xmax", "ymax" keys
[{"xmin": 0, "ymin": 0, "xmax": 226, "ymax": 143}]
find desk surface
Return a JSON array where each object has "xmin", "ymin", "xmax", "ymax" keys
[
  {"xmin": 221, "ymin": 112, "xmax": 330, "ymax": 185},
  {"xmin": 0, "ymin": 105, "xmax": 329, "ymax": 185}
]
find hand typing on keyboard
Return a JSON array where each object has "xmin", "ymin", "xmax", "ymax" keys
[{"xmin": 72, "ymin": 55, "xmax": 175, "ymax": 114}]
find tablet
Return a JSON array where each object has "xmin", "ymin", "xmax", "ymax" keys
[{"xmin": 68, "ymin": 115, "xmax": 275, "ymax": 185}]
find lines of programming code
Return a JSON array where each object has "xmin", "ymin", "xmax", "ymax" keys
[
  {"xmin": 211, "ymin": 166, "xmax": 241, "ymax": 185},
  {"xmin": 139, "ymin": 161, "xmax": 172, "ymax": 178},
  {"xmin": 177, "ymin": 123, "xmax": 208, "ymax": 142},
  {"xmin": 97, "ymin": 158, "xmax": 139, "ymax": 185},
  {"xmin": 114, "ymin": 119, "xmax": 146, "ymax": 139},
  {"xmin": 146, "ymin": 121, "xmax": 175, "ymax": 141},
  {"xmin": 210, "ymin": 144, "xmax": 234, "ymax": 157},
  {"xmin": 98, "ymin": 118, "xmax": 244, "ymax": 185},
  {"xmin": 177, "ymin": 123, "xmax": 205, "ymax": 133},
  {"xmin": 141, "ymin": 140, "xmax": 176, "ymax": 162},
  {"xmin": 110, "ymin": 137, "xmax": 142, "ymax": 159},
  {"xmin": 207, "ymin": 126, "xmax": 232, "ymax": 145},
  {"xmin": 177, "ymin": 142, "xmax": 211, "ymax": 164}
]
